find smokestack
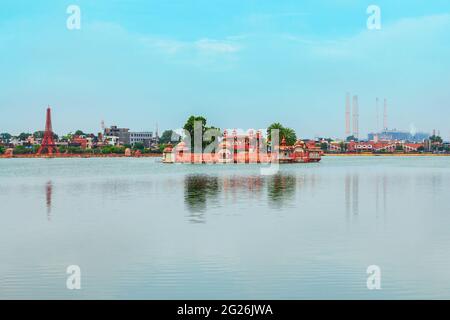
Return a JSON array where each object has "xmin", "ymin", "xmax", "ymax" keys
[
  {"xmin": 376, "ymin": 97, "xmax": 379, "ymax": 133},
  {"xmin": 383, "ymin": 98, "xmax": 388, "ymax": 131},
  {"xmin": 345, "ymin": 93, "xmax": 351, "ymax": 138},
  {"xmin": 352, "ymin": 95, "xmax": 359, "ymax": 139}
]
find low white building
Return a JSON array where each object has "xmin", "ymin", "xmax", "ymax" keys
[{"xmin": 104, "ymin": 136, "xmax": 119, "ymax": 146}]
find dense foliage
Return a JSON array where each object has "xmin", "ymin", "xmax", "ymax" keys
[
  {"xmin": 159, "ymin": 130, "xmax": 181, "ymax": 144},
  {"xmin": 0, "ymin": 133, "xmax": 12, "ymax": 141},
  {"xmin": 267, "ymin": 123, "xmax": 297, "ymax": 146},
  {"xmin": 183, "ymin": 116, "xmax": 219, "ymax": 151}
]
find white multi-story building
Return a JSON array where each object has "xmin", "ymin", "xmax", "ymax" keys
[{"xmin": 130, "ymin": 132, "xmax": 156, "ymax": 147}]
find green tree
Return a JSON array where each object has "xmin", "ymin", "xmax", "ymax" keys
[
  {"xmin": 101, "ymin": 146, "xmax": 125, "ymax": 154},
  {"xmin": 159, "ymin": 143, "xmax": 168, "ymax": 153},
  {"xmin": 133, "ymin": 142, "xmax": 145, "ymax": 150},
  {"xmin": 0, "ymin": 133, "xmax": 12, "ymax": 141},
  {"xmin": 18, "ymin": 132, "xmax": 32, "ymax": 141},
  {"xmin": 0, "ymin": 146, "xmax": 5, "ymax": 154},
  {"xmin": 74, "ymin": 130, "xmax": 85, "ymax": 136},
  {"xmin": 33, "ymin": 131, "xmax": 44, "ymax": 139},
  {"xmin": 346, "ymin": 135, "xmax": 358, "ymax": 142},
  {"xmin": 60, "ymin": 133, "xmax": 73, "ymax": 142},
  {"xmin": 32, "ymin": 145, "xmax": 40, "ymax": 153},
  {"xmin": 113, "ymin": 146, "xmax": 125, "ymax": 154},
  {"xmin": 183, "ymin": 115, "xmax": 219, "ymax": 151},
  {"xmin": 101, "ymin": 146, "xmax": 114, "ymax": 154},
  {"xmin": 430, "ymin": 135, "xmax": 443, "ymax": 144},
  {"xmin": 67, "ymin": 146, "xmax": 84, "ymax": 154},
  {"xmin": 32, "ymin": 131, "xmax": 58, "ymax": 141},
  {"xmin": 160, "ymin": 130, "xmax": 181, "ymax": 144},
  {"xmin": 183, "ymin": 116, "xmax": 206, "ymax": 135},
  {"xmin": 13, "ymin": 145, "xmax": 32, "ymax": 154},
  {"xmin": 267, "ymin": 123, "xmax": 297, "ymax": 146}
]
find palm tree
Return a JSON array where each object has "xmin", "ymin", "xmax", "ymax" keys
[{"xmin": 267, "ymin": 123, "xmax": 297, "ymax": 146}]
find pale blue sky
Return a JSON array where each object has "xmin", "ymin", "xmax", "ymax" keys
[{"xmin": 1, "ymin": 0, "xmax": 450, "ymax": 139}]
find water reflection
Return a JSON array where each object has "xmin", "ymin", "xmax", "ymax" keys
[
  {"xmin": 223, "ymin": 175, "xmax": 264, "ymax": 194},
  {"xmin": 352, "ymin": 174, "xmax": 359, "ymax": 217},
  {"xmin": 344, "ymin": 174, "xmax": 359, "ymax": 221},
  {"xmin": 345, "ymin": 172, "xmax": 390, "ymax": 225},
  {"xmin": 383, "ymin": 175, "xmax": 388, "ymax": 221},
  {"xmin": 45, "ymin": 181, "xmax": 53, "ymax": 221},
  {"xmin": 267, "ymin": 174, "xmax": 296, "ymax": 209},
  {"xmin": 345, "ymin": 174, "xmax": 351, "ymax": 222},
  {"xmin": 184, "ymin": 173, "xmax": 297, "ymax": 219},
  {"xmin": 184, "ymin": 175, "xmax": 219, "ymax": 223},
  {"xmin": 4, "ymin": 158, "xmax": 450, "ymax": 299}
]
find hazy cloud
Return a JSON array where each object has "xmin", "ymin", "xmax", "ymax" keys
[{"xmin": 140, "ymin": 36, "xmax": 241, "ymax": 55}]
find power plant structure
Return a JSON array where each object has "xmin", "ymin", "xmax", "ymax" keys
[
  {"xmin": 345, "ymin": 93, "xmax": 351, "ymax": 138},
  {"xmin": 345, "ymin": 93, "xmax": 360, "ymax": 139},
  {"xmin": 352, "ymin": 95, "xmax": 359, "ymax": 139},
  {"xmin": 367, "ymin": 98, "xmax": 429, "ymax": 142},
  {"xmin": 376, "ymin": 97, "xmax": 379, "ymax": 133},
  {"xmin": 345, "ymin": 95, "xmax": 392, "ymax": 141}
]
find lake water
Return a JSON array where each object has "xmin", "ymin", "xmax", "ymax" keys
[{"xmin": 1, "ymin": 156, "xmax": 450, "ymax": 299}]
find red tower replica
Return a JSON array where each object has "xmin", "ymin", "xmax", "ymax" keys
[{"xmin": 37, "ymin": 107, "xmax": 59, "ymax": 156}]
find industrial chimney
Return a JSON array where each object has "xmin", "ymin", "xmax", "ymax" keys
[
  {"xmin": 345, "ymin": 93, "xmax": 351, "ymax": 138},
  {"xmin": 352, "ymin": 95, "xmax": 359, "ymax": 139}
]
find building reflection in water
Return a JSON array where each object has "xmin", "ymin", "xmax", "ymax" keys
[
  {"xmin": 383, "ymin": 175, "xmax": 388, "ymax": 221},
  {"xmin": 184, "ymin": 173, "xmax": 296, "ymax": 222},
  {"xmin": 345, "ymin": 172, "xmax": 389, "ymax": 225},
  {"xmin": 267, "ymin": 174, "xmax": 296, "ymax": 209},
  {"xmin": 345, "ymin": 173, "xmax": 359, "ymax": 221},
  {"xmin": 222, "ymin": 175, "xmax": 264, "ymax": 196},
  {"xmin": 344, "ymin": 173, "xmax": 359, "ymax": 225},
  {"xmin": 352, "ymin": 174, "xmax": 359, "ymax": 218},
  {"xmin": 375, "ymin": 175, "xmax": 380, "ymax": 218},
  {"xmin": 46, "ymin": 181, "xmax": 53, "ymax": 221},
  {"xmin": 345, "ymin": 174, "xmax": 351, "ymax": 222},
  {"xmin": 184, "ymin": 175, "xmax": 219, "ymax": 223},
  {"xmin": 375, "ymin": 174, "xmax": 388, "ymax": 222}
]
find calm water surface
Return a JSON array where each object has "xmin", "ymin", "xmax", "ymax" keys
[{"xmin": 1, "ymin": 156, "xmax": 450, "ymax": 299}]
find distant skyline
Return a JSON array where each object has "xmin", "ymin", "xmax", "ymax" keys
[{"xmin": 1, "ymin": 0, "xmax": 450, "ymax": 139}]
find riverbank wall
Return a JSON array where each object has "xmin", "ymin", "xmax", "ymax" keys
[
  {"xmin": 324, "ymin": 153, "xmax": 450, "ymax": 157},
  {"xmin": 0, "ymin": 153, "xmax": 163, "ymax": 159}
]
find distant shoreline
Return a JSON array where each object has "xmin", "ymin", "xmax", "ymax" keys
[
  {"xmin": 2, "ymin": 152, "xmax": 450, "ymax": 159},
  {"xmin": 0, "ymin": 153, "xmax": 162, "ymax": 159},
  {"xmin": 324, "ymin": 153, "xmax": 450, "ymax": 157}
]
